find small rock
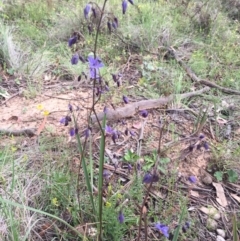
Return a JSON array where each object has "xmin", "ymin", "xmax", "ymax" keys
[
  {"xmin": 216, "ymin": 235, "xmax": 225, "ymax": 241},
  {"xmin": 207, "ymin": 218, "xmax": 218, "ymax": 231},
  {"xmin": 202, "ymin": 175, "xmax": 213, "ymax": 185},
  {"xmin": 217, "ymin": 229, "xmax": 226, "ymax": 238}
]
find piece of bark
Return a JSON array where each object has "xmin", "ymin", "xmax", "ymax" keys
[{"xmin": 91, "ymin": 87, "xmax": 210, "ymax": 123}]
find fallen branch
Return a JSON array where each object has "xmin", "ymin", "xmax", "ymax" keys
[
  {"xmin": 168, "ymin": 47, "xmax": 240, "ymax": 95},
  {"xmin": 0, "ymin": 128, "xmax": 36, "ymax": 137},
  {"xmin": 91, "ymin": 87, "xmax": 210, "ymax": 123}
]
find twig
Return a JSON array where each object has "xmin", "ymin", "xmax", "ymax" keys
[
  {"xmin": 0, "ymin": 128, "xmax": 36, "ymax": 137},
  {"xmin": 169, "ymin": 47, "xmax": 240, "ymax": 95},
  {"xmin": 91, "ymin": 87, "xmax": 210, "ymax": 123},
  {"xmin": 0, "ymin": 90, "xmax": 23, "ymax": 106}
]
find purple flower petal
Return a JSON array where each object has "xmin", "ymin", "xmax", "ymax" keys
[
  {"xmin": 71, "ymin": 53, "xmax": 79, "ymax": 65},
  {"xmin": 105, "ymin": 125, "xmax": 114, "ymax": 135},
  {"xmin": 122, "ymin": 0, "xmax": 128, "ymax": 14},
  {"xmin": 143, "ymin": 173, "xmax": 152, "ymax": 184},
  {"xmin": 155, "ymin": 223, "xmax": 169, "ymax": 238},
  {"xmin": 68, "ymin": 36, "xmax": 77, "ymax": 47},
  {"xmin": 60, "ymin": 117, "xmax": 67, "ymax": 125},
  {"xmin": 107, "ymin": 21, "xmax": 111, "ymax": 33},
  {"xmin": 84, "ymin": 4, "xmax": 91, "ymax": 19},
  {"xmin": 188, "ymin": 175, "xmax": 197, "ymax": 183},
  {"xmin": 203, "ymin": 142, "xmax": 209, "ymax": 150},
  {"xmin": 88, "ymin": 56, "xmax": 104, "ymax": 69},
  {"xmin": 140, "ymin": 110, "xmax": 148, "ymax": 118},
  {"xmin": 112, "ymin": 131, "xmax": 118, "ymax": 143},
  {"xmin": 84, "ymin": 128, "xmax": 91, "ymax": 138},
  {"xmin": 123, "ymin": 95, "xmax": 129, "ymax": 104},
  {"xmin": 103, "ymin": 169, "xmax": 111, "ymax": 179},
  {"xmin": 199, "ymin": 134, "xmax": 205, "ymax": 139},
  {"xmin": 69, "ymin": 127, "xmax": 75, "ymax": 137},
  {"xmin": 103, "ymin": 106, "xmax": 108, "ymax": 114},
  {"xmin": 118, "ymin": 210, "xmax": 124, "ymax": 223},
  {"xmin": 129, "ymin": 130, "xmax": 135, "ymax": 136},
  {"xmin": 113, "ymin": 17, "xmax": 118, "ymax": 27},
  {"xmin": 112, "ymin": 21, "xmax": 117, "ymax": 29}
]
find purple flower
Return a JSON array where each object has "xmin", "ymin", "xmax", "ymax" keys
[
  {"xmin": 84, "ymin": 4, "xmax": 91, "ymax": 19},
  {"xmin": 113, "ymin": 17, "xmax": 119, "ymax": 27},
  {"xmin": 203, "ymin": 142, "xmax": 209, "ymax": 150},
  {"xmin": 88, "ymin": 24, "xmax": 93, "ymax": 34},
  {"xmin": 199, "ymin": 134, "xmax": 205, "ymax": 139},
  {"xmin": 103, "ymin": 169, "xmax": 111, "ymax": 179},
  {"xmin": 122, "ymin": 0, "xmax": 128, "ymax": 14},
  {"xmin": 107, "ymin": 21, "xmax": 112, "ymax": 33},
  {"xmin": 143, "ymin": 173, "xmax": 159, "ymax": 183},
  {"xmin": 112, "ymin": 130, "xmax": 118, "ymax": 143},
  {"xmin": 66, "ymin": 116, "xmax": 71, "ymax": 122},
  {"xmin": 103, "ymin": 106, "xmax": 108, "ymax": 114},
  {"xmin": 60, "ymin": 117, "xmax": 68, "ymax": 126},
  {"xmin": 143, "ymin": 173, "xmax": 152, "ymax": 184},
  {"xmin": 112, "ymin": 21, "xmax": 117, "ymax": 29},
  {"xmin": 188, "ymin": 175, "xmax": 197, "ymax": 183},
  {"xmin": 105, "ymin": 125, "xmax": 114, "ymax": 135},
  {"xmin": 69, "ymin": 127, "xmax": 75, "ymax": 137},
  {"xmin": 182, "ymin": 221, "xmax": 191, "ymax": 233},
  {"xmin": 71, "ymin": 53, "xmax": 79, "ymax": 65},
  {"xmin": 68, "ymin": 36, "xmax": 77, "ymax": 47},
  {"xmin": 129, "ymin": 130, "xmax": 135, "ymax": 136},
  {"xmin": 137, "ymin": 162, "xmax": 141, "ymax": 171},
  {"xmin": 128, "ymin": 0, "xmax": 134, "ymax": 4},
  {"xmin": 75, "ymin": 128, "xmax": 79, "ymax": 135},
  {"xmin": 118, "ymin": 210, "xmax": 124, "ymax": 223},
  {"xmin": 84, "ymin": 128, "xmax": 91, "ymax": 138},
  {"xmin": 88, "ymin": 56, "xmax": 104, "ymax": 69},
  {"xmin": 123, "ymin": 95, "xmax": 129, "ymax": 104},
  {"xmin": 155, "ymin": 223, "xmax": 169, "ymax": 238},
  {"xmin": 140, "ymin": 110, "xmax": 148, "ymax": 118}
]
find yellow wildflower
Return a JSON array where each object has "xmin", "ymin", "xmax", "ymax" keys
[{"xmin": 37, "ymin": 104, "xmax": 44, "ymax": 110}]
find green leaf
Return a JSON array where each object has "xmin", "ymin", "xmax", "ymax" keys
[
  {"xmin": 227, "ymin": 169, "xmax": 238, "ymax": 183},
  {"xmin": 159, "ymin": 158, "xmax": 170, "ymax": 164},
  {"xmin": 214, "ymin": 171, "xmax": 223, "ymax": 182}
]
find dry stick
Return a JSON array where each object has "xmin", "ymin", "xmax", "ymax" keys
[
  {"xmin": 0, "ymin": 90, "xmax": 23, "ymax": 106},
  {"xmin": 91, "ymin": 87, "xmax": 210, "ymax": 123},
  {"xmin": 0, "ymin": 128, "xmax": 36, "ymax": 137},
  {"xmin": 168, "ymin": 47, "xmax": 240, "ymax": 95}
]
